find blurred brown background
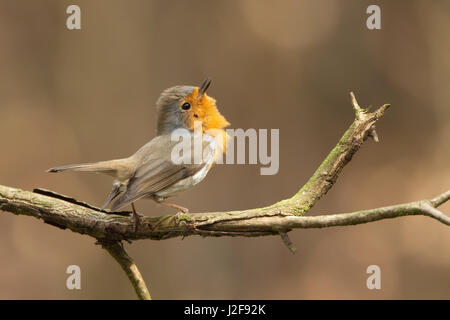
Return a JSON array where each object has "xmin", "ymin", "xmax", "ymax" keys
[{"xmin": 0, "ymin": 0, "xmax": 449, "ymax": 299}]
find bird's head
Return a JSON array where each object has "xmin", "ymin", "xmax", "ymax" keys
[{"xmin": 156, "ymin": 78, "xmax": 230, "ymax": 144}]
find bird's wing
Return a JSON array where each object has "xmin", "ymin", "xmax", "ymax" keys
[{"xmin": 110, "ymin": 134, "xmax": 215, "ymax": 211}]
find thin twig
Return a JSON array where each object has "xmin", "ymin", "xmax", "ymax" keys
[
  {"xmin": 279, "ymin": 232, "xmax": 297, "ymax": 254},
  {"xmin": 430, "ymin": 190, "xmax": 450, "ymax": 207}
]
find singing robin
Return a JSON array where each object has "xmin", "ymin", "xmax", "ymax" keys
[{"xmin": 48, "ymin": 78, "xmax": 230, "ymax": 229}]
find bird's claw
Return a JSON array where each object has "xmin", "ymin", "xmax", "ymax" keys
[{"xmin": 174, "ymin": 208, "xmax": 189, "ymax": 221}]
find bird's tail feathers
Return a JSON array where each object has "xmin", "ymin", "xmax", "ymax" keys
[{"xmin": 47, "ymin": 159, "xmax": 122, "ymax": 174}]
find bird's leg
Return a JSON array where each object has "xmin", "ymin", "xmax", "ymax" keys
[
  {"xmin": 158, "ymin": 200, "xmax": 189, "ymax": 217},
  {"xmin": 155, "ymin": 199, "xmax": 197, "ymax": 234},
  {"xmin": 131, "ymin": 202, "xmax": 140, "ymax": 232}
]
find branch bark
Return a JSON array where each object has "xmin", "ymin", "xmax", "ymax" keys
[
  {"xmin": 1, "ymin": 92, "xmax": 448, "ymax": 299},
  {"xmin": 1, "ymin": 185, "xmax": 448, "ymax": 240}
]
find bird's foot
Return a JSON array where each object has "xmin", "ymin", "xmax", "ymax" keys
[
  {"xmin": 174, "ymin": 207, "xmax": 189, "ymax": 219},
  {"xmin": 174, "ymin": 207, "xmax": 193, "ymax": 227},
  {"xmin": 157, "ymin": 199, "xmax": 189, "ymax": 218},
  {"xmin": 174, "ymin": 208, "xmax": 199, "ymax": 239}
]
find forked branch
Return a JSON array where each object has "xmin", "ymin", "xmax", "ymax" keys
[{"xmin": 1, "ymin": 92, "xmax": 448, "ymax": 300}]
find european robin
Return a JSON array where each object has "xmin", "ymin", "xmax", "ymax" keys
[{"xmin": 48, "ymin": 78, "xmax": 230, "ymax": 228}]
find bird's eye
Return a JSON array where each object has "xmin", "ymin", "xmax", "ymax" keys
[{"xmin": 181, "ymin": 102, "xmax": 191, "ymax": 110}]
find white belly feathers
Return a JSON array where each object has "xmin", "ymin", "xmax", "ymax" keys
[{"xmin": 154, "ymin": 133, "xmax": 218, "ymax": 198}]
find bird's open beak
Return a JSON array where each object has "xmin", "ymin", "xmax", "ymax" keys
[{"xmin": 198, "ymin": 77, "xmax": 212, "ymax": 98}]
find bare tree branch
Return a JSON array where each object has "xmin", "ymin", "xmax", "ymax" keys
[
  {"xmin": 1, "ymin": 92, "xmax": 448, "ymax": 299},
  {"xmin": 279, "ymin": 232, "xmax": 297, "ymax": 254},
  {"xmin": 1, "ymin": 185, "xmax": 448, "ymax": 240},
  {"xmin": 430, "ymin": 190, "xmax": 450, "ymax": 207},
  {"xmin": 99, "ymin": 241, "xmax": 151, "ymax": 300}
]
